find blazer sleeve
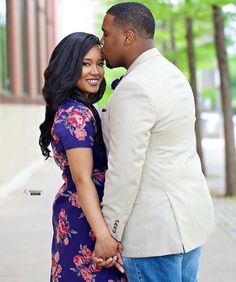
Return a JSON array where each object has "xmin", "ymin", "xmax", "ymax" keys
[{"xmin": 101, "ymin": 80, "xmax": 156, "ymax": 241}]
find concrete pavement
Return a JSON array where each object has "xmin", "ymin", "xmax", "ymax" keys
[
  {"xmin": 199, "ymin": 198, "xmax": 236, "ymax": 282},
  {"xmin": 0, "ymin": 123, "xmax": 236, "ymax": 281},
  {"xmin": 0, "ymin": 159, "xmax": 61, "ymax": 282}
]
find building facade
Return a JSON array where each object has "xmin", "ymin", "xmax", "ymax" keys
[{"xmin": 0, "ymin": 0, "xmax": 57, "ymax": 103}]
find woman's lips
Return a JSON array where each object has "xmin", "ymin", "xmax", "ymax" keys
[{"xmin": 86, "ymin": 79, "xmax": 100, "ymax": 86}]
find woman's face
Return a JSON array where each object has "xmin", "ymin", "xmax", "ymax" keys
[{"xmin": 76, "ymin": 45, "xmax": 104, "ymax": 95}]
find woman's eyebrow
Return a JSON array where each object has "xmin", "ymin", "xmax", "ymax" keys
[{"xmin": 83, "ymin": 58, "xmax": 104, "ymax": 61}]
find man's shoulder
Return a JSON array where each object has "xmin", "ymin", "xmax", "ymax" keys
[{"xmin": 114, "ymin": 76, "xmax": 145, "ymax": 94}]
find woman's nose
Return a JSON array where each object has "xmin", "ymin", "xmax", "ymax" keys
[{"xmin": 91, "ymin": 65, "xmax": 99, "ymax": 75}]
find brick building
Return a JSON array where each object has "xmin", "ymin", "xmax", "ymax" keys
[{"xmin": 0, "ymin": 0, "xmax": 57, "ymax": 103}]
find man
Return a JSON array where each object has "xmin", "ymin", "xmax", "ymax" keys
[{"xmin": 95, "ymin": 2, "xmax": 215, "ymax": 281}]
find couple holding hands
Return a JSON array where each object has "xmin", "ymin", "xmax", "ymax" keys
[{"xmin": 39, "ymin": 2, "xmax": 215, "ymax": 282}]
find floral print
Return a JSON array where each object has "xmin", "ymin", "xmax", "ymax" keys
[
  {"xmin": 92, "ymin": 169, "xmax": 106, "ymax": 187},
  {"xmin": 54, "ymin": 174, "xmax": 68, "ymax": 202},
  {"xmin": 50, "ymin": 99, "xmax": 126, "ymax": 281},
  {"xmin": 51, "ymin": 149, "xmax": 68, "ymax": 171},
  {"xmin": 89, "ymin": 230, "xmax": 96, "ymax": 241},
  {"xmin": 51, "ymin": 251, "xmax": 62, "ymax": 282},
  {"xmin": 51, "ymin": 104, "xmax": 95, "ymax": 148},
  {"xmin": 61, "ymin": 190, "xmax": 81, "ymax": 208},
  {"xmin": 70, "ymin": 244, "xmax": 102, "ymax": 282},
  {"xmin": 69, "ymin": 192, "xmax": 81, "ymax": 208},
  {"xmin": 55, "ymin": 208, "xmax": 78, "ymax": 245}
]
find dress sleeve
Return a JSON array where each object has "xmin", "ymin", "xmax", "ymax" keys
[{"xmin": 54, "ymin": 105, "xmax": 96, "ymax": 150}]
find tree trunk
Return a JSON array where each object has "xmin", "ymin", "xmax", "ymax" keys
[
  {"xmin": 160, "ymin": 21, "xmax": 168, "ymax": 52},
  {"xmin": 212, "ymin": 5, "xmax": 236, "ymax": 196},
  {"xmin": 186, "ymin": 16, "xmax": 206, "ymax": 175}
]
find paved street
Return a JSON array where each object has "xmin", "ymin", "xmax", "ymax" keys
[
  {"xmin": 199, "ymin": 197, "xmax": 236, "ymax": 282},
  {"xmin": 0, "ymin": 137, "xmax": 236, "ymax": 281}
]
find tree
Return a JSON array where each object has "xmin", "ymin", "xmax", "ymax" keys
[
  {"xmin": 184, "ymin": 0, "xmax": 206, "ymax": 174},
  {"xmin": 185, "ymin": 16, "xmax": 206, "ymax": 174},
  {"xmin": 212, "ymin": 4, "xmax": 236, "ymax": 196},
  {"xmin": 100, "ymin": 0, "xmax": 236, "ymax": 195}
]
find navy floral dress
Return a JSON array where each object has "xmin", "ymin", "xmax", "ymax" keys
[{"xmin": 50, "ymin": 98, "xmax": 126, "ymax": 282}]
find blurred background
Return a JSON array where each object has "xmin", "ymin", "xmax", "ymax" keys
[{"xmin": 0, "ymin": 0, "xmax": 236, "ymax": 281}]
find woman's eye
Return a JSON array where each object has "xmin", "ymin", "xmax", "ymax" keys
[
  {"xmin": 82, "ymin": 62, "xmax": 90, "ymax": 66},
  {"xmin": 99, "ymin": 62, "xmax": 104, "ymax": 67}
]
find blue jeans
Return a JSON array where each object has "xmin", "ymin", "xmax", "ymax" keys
[{"xmin": 122, "ymin": 247, "xmax": 201, "ymax": 282}]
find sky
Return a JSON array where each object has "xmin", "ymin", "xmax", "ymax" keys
[
  {"xmin": 56, "ymin": 0, "xmax": 102, "ymax": 42},
  {"xmin": 0, "ymin": 0, "xmax": 6, "ymax": 25}
]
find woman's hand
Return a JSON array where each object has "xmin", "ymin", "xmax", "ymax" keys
[{"xmin": 92, "ymin": 242, "xmax": 124, "ymax": 273}]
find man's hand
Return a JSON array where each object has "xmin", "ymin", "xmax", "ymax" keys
[{"xmin": 93, "ymin": 232, "xmax": 118, "ymax": 260}]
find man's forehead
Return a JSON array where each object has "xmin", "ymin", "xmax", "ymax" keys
[{"xmin": 102, "ymin": 13, "xmax": 115, "ymax": 29}]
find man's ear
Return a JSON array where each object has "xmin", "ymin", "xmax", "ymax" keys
[{"xmin": 123, "ymin": 30, "xmax": 135, "ymax": 46}]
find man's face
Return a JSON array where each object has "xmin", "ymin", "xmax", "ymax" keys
[{"xmin": 100, "ymin": 14, "xmax": 125, "ymax": 69}]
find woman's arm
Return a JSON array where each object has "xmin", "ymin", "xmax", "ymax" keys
[{"xmin": 66, "ymin": 147, "xmax": 118, "ymax": 260}]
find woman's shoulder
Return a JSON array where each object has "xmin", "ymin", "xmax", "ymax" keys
[
  {"xmin": 52, "ymin": 98, "xmax": 97, "ymax": 144},
  {"xmin": 55, "ymin": 98, "xmax": 94, "ymax": 122}
]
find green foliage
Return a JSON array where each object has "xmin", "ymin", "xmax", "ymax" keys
[
  {"xmin": 229, "ymin": 56, "xmax": 236, "ymax": 100},
  {"xmin": 201, "ymin": 0, "xmax": 236, "ymax": 7},
  {"xmin": 0, "ymin": 24, "xmax": 7, "ymax": 92},
  {"xmin": 232, "ymin": 100, "xmax": 236, "ymax": 113},
  {"xmin": 96, "ymin": 0, "xmax": 236, "ymax": 108},
  {"xmin": 201, "ymin": 87, "xmax": 217, "ymax": 104},
  {"xmin": 98, "ymin": 66, "xmax": 125, "ymax": 108}
]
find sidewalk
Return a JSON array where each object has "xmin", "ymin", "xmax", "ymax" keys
[
  {"xmin": 0, "ymin": 159, "xmax": 61, "ymax": 282},
  {"xmin": 199, "ymin": 197, "xmax": 236, "ymax": 282},
  {"xmin": 0, "ymin": 141, "xmax": 236, "ymax": 281}
]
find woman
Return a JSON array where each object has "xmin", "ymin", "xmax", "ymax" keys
[{"xmin": 39, "ymin": 32, "xmax": 126, "ymax": 282}]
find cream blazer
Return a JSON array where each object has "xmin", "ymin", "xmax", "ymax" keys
[{"xmin": 101, "ymin": 48, "xmax": 215, "ymax": 257}]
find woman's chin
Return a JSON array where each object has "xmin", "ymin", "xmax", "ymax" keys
[{"xmin": 87, "ymin": 87, "xmax": 100, "ymax": 94}]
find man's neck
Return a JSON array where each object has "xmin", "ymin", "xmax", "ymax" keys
[{"xmin": 124, "ymin": 39, "xmax": 154, "ymax": 69}]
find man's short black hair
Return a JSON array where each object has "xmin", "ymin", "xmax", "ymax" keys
[{"xmin": 107, "ymin": 2, "xmax": 155, "ymax": 39}]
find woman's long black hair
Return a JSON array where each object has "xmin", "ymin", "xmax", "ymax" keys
[{"xmin": 39, "ymin": 32, "xmax": 107, "ymax": 162}]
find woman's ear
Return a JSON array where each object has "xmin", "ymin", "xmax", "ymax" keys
[{"xmin": 123, "ymin": 30, "xmax": 135, "ymax": 46}]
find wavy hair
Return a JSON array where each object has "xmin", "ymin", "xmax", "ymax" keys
[{"xmin": 39, "ymin": 32, "xmax": 106, "ymax": 160}]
